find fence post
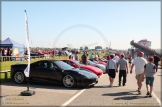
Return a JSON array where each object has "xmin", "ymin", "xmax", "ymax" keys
[{"xmin": 5, "ymin": 71, "xmax": 8, "ymax": 80}]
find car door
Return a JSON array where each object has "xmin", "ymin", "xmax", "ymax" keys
[
  {"xmin": 29, "ymin": 61, "xmax": 41, "ymax": 80},
  {"xmin": 36, "ymin": 61, "xmax": 62, "ymax": 83},
  {"xmin": 51, "ymin": 63, "xmax": 64, "ymax": 83}
]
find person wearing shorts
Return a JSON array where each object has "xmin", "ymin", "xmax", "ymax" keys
[
  {"xmin": 130, "ymin": 52, "xmax": 147, "ymax": 94},
  {"xmin": 135, "ymin": 74, "xmax": 145, "ymax": 82},
  {"xmin": 143, "ymin": 57, "xmax": 156, "ymax": 97},
  {"xmin": 106, "ymin": 54, "xmax": 117, "ymax": 87}
]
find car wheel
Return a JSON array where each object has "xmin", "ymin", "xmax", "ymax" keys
[
  {"xmin": 14, "ymin": 71, "xmax": 26, "ymax": 84},
  {"xmin": 63, "ymin": 75, "xmax": 76, "ymax": 88}
]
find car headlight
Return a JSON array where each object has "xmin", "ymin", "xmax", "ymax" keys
[{"xmin": 78, "ymin": 72, "xmax": 84, "ymax": 75}]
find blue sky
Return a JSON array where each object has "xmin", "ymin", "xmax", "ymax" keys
[{"xmin": 2, "ymin": 1, "xmax": 161, "ymax": 49}]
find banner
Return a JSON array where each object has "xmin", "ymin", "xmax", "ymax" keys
[
  {"xmin": 12, "ymin": 46, "xmax": 24, "ymax": 61},
  {"xmin": 24, "ymin": 10, "xmax": 30, "ymax": 77}
]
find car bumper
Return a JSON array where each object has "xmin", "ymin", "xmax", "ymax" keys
[{"xmin": 77, "ymin": 78, "xmax": 98, "ymax": 87}]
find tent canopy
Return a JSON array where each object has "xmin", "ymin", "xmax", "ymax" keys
[{"xmin": 0, "ymin": 37, "xmax": 24, "ymax": 47}]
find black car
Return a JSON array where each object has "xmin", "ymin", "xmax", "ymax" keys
[{"xmin": 10, "ymin": 60, "xmax": 98, "ymax": 88}]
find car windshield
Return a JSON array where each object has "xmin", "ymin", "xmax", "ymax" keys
[
  {"xmin": 54, "ymin": 61, "xmax": 74, "ymax": 70},
  {"xmin": 73, "ymin": 60, "xmax": 85, "ymax": 66},
  {"xmin": 88, "ymin": 60, "xmax": 96, "ymax": 65}
]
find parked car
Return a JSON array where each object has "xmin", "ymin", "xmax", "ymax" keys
[
  {"xmin": 88, "ymin": 60, "xmax": 106, "ymax": 74},
  {"xmin": 99, "ymin": 58, "xmax": 108, "ymax": 63},
  {"xmin": 93, "ymin": 60, "xmax": 107, "ymax": 66},
  {"xmin": 10, "ymin": 60, "xmax": 98, "ymax": 88},
  {"xmin": 61, "ymin": 59, "xmax": 103, "ymax": 77}
]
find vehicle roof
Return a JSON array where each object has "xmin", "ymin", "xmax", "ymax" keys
[
  {"xmin": 36, "ymin": 60, "xmax": 61, "ymax": 62},
  {"xmin": 61, "ymin": 59, "xmax": 73, "ymax": 61}
]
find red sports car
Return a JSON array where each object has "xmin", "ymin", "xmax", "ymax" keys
[
  {"xmin": 95, "ymin": 61, "xmax": 106, "ymax": 66},
  {"xmin": 61, "ymin": 59, "xmax": 103, "ymax": 77}
]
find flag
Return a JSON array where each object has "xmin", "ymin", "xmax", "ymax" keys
[{"xmin": 24, "ymin": 10, "xmax": 30, "ymax": 77}]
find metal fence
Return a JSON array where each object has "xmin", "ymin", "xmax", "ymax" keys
[
  {"xmin": 0, "ymin": 55, "xmax": 55, "ymax": 62},
  {"xmin": 0, "ymin": 70, "xmax": 10, "ymax": 80}
]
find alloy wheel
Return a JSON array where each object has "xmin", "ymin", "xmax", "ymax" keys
[
  {"xmin": 14, "ymin": 72, "xmax": 24, "ymax": 83},
  {"xmin": 63, "ymin": 75, "xmax": 74, "ymax": 88}
]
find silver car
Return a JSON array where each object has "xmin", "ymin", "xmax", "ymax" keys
[{"xmin": 87, "ymin": 60, "xmax": 106, "ymax": 74}]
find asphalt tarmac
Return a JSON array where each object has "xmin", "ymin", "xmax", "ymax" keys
[{"xmin": 1, "ymin": 66, "xmax": 161, "ymax": 107}]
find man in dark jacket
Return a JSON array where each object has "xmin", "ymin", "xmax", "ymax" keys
[
  {"xmin": 153, "ymin": 54, "xmax": 160, "ymax": 72},
  {"xmin": 81, "ymin": 51, "xmax": 87, "ymax": 65}
]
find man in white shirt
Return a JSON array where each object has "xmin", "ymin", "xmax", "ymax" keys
[
  {"xmin": 71, "ymin": 51, "xmax": 75, "ymax": 60},
  {"xmin": 130, "ymin": 52, "xmax": 147, "ymax": 94},
  {"xmin": 114, "ymin": 54, "xmax": 120, "ymax": 66}
]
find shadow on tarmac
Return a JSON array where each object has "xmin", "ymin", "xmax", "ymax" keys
[
  {"xmin": 93, "ymin": 85, "xmax": 120, "ymax": 88},
  {"xmin": 102, "ymin": 91, "xmax": 138, "ymax": 96},
  {"xmin": 102, "ymin": 91, "xmax": 149, "ymax": 100},
  {"xmin": 113, "ymin": 96, "xmax": 148, "ymax": 100},
  {"xmin": 93, "ymin": 85, "xmax": 126, "ymax": 88},
  {"xmin": 1, "ymin": 81, "xmax": 83, "ymax": 90}
]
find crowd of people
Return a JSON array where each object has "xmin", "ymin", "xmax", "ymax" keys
[
  {"xmin": 104, "ymin": 52, "xmax": 160, "ymax": 98},
  {"xmin": 68, "ymin": 50, "xmax": 101, "ymax": 65},
  {"xmin": 0, "ymin": 46, "xmax": 161, "ymax": 97},
  {"xmin": 0, "ymin": 48, "xmax": 12, "ymax": 61}
]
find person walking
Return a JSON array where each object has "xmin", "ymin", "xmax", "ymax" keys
[
  {"xmin": 130, "ymin": 52, "xmax": 147, "ymax": 94},
  {"xmin": 75, "ymin": 51, "xmax": 79, "ymax": 61},
  {"xmin": 107, "ymin": 55, "xmax": 110, "ymax": 60},
  {"xmin": 153, "ymin": 54, "xmax": 160, "ymax": 72},
  {"xmin": 143, "ymin": 56, "xmax": 156, "ymax": 97},
  {"xmin": 81, "ymin": 51, "xmax": 88, "ymax": 65},
  {"xmin": 71, "ymin": 51, "xmax": 76, "ymax": 60},
  {"xmin": 106, "ymin": 54, "xmax": 117, "ymax": 87},
  {"xmin": 114, "ymin": 53, "xmax": 119, "ymax": 66},
  {"xmin": 128, "ymin": 54, "xmax": 132, "ymax": 68},
  {"xmin": 117, "ymin": 54, "xmax": 128, "ymax": 86}
]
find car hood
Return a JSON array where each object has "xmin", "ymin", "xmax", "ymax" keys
[
  {"xmin": 81, "ymin": 65, "xmax": 99, "ymax": 70},
  {"xmin": 97, "ymin": 64, "xmax": 106, "ymax": 68},
  {"xmin": 66, "ymin": 68, "xmax": 98, "ymax": 78},
  {"xmin": 80, "ymin": 65, "xmax": 103, "ymax": 73}
]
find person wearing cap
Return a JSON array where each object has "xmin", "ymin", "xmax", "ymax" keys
[{"xmin": 143, "ymin": 57, "xmax": 156, "ymax": 97}]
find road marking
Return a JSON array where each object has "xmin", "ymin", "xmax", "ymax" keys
[
  {"xmin": 60, "ymin": 89, "xmax": 86, "ymax": 107},
  {"xmin": 152, "ymin": 91, "xmax": 161, "ymax": 106}
]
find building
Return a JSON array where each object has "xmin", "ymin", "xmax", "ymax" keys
[
  {"xmin": 137, "ymin": 39, "xmax": 151, "ymax": 48},
  {"xmin": 95, "ymin": 46, "xmax": 102, "ymax": 50}
]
